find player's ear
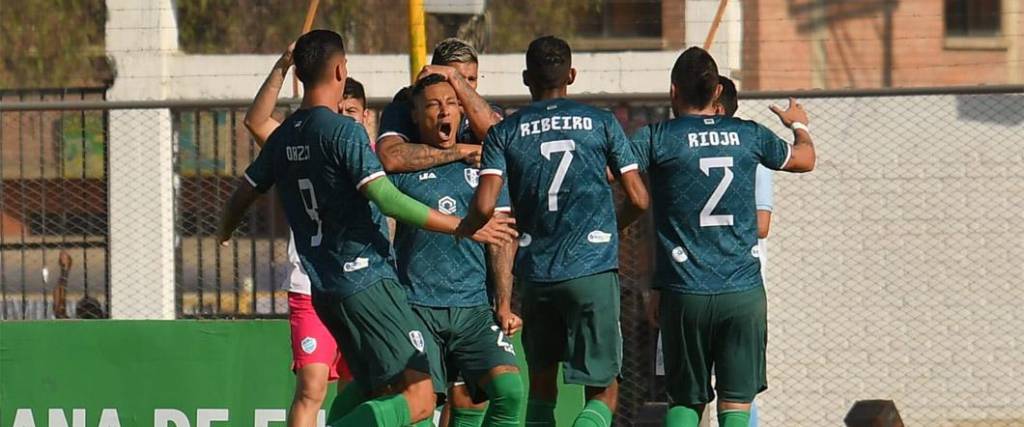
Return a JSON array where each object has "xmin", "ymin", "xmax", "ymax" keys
[
  {"xmin": 712, "ymin": 83, "xmax": 723, "ymax": 107},
  {"xmin": 566, "ymin": 68, "xmax": 577, "ymax": 86},
  {"xmin": 670, "ymin": 83, "xmax": 678, "ymax": 101},
  {"xmin": 522, "ymin": 70, "xmax": 530, "ymax": 87}
]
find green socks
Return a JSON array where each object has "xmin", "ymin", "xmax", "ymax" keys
[
  {"xmin": 450, "ymin": 407, "xmax": 486, "ymax": 427},
  {"xmin": 326, "ymin": 382, "xmax": 367, "ymax": 424},
  {"xmin": 572, "ymin": 400, "xmax": 613, "ymax": 427},
  {"xmin": 525, "ymin": 399, "xmax": 556, "ymax": 426},
  {"xmin": 482, "ymin": 372, "xmax": 525, "ymax": 426},
  {"xmin": 719, "ymin": 409, "xmax": 751, "ymax": 427},
  {"xmin": 329, "ymin": 393, "xmax": 410, "ymax": 427},
  {"xmin": 665, "ymin": 405, "xmax": 701, "ymax": 427}
]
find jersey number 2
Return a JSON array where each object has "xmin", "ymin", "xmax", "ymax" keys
[
  {"xmin": 297, "ymin": 178, "xmax": 323, "ymax": 247},
  {"xmin": 699, "ymin": 157, "xmax": 735, "ymax": 227},
  {"xmin": 540, "ymin": 139, "xmax": 576, "ymax": 211}
]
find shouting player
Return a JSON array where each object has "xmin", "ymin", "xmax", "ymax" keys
[
  {"xmin": 242, "ymin": 42, "xmax": 391, "ymax": 426},
  {"xmin": 458, "ymin": 36, "xmax": 650, "ymax": 427},
  {"xmin": 633, "ymin": 47, "xmax": 815, "ymax": 427},
  {"xmin": 217, "ymin": 30, "xmax": 517, "ymax": 427},
  {"xmin": 376, "ymin": 38, "xmax": 502, "ymax": 173},
  {"xmin": 389, "ymin": 74, "xmax": 524, "ymax": 427}
]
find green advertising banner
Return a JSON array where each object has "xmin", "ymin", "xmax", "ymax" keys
[{"xmin": 0, "ymin": 321, "xmax": 583, "ymax": 427}]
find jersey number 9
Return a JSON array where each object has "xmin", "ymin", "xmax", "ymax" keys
[{"xmin": 297, "ymin": 178, "xmax": 324, "ymax": 247}]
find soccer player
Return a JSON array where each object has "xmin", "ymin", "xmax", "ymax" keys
[
  {"xmin": 458, "ymin": 36, "xmax": 651, "ymax": 427},
  {"xmin": 242, "ymin": 44, "xmax": 386, "ymax": 427},
  {"xmin": 376, "ymin": 38, "xmax": 502, "ymax": 173},
  {"xmin": 217, "ymin": 30, "xmax": 517, "ymax": 427},
  {"xmin": 388, "ymin": 73, "xmax": 525, "ymax": 427},
  {"xmin": 633, "ymin": 47, "xmax": 815, "ymax": 427}
]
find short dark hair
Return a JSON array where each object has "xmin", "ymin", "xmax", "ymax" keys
[
  {"xmin": 343, "ymin": 77, "xmax": 366, "ymax": 106},
  {"xmin": 526, "ymin": 36, "xmax": 572, "ymax": 90},
  {"xmin": 718, "ymin": 76, "xmax": 738, "ymax": 117},
  {"xmin": 431, "ymin": 38, "xmax": 478, "ymax": 65},
  {"xmin": 410, "ymin": 73, "xmax": 449, "ymax": 104},
  {"xmin": 671, "ymin": 47, "xmax": 719, "ymax": 110},
  {"xmin": 293, "ymin": 29, "xmax": 346, "ymax": 84}
]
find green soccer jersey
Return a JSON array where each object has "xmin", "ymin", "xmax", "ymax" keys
[
  {"xmin": 390, "ymin": 162, "xmax": 511, "ymax": 307},
  {"xmin": 631, "ymin": 115, "xmax": 791, "ymax": 294},
  {"xmin": 245, "ymin": 107, "xmax": 397, "ymax": 298},
  {"xmin": 481, "ymin": 98, "xmax": 639, "ymax": 282}
]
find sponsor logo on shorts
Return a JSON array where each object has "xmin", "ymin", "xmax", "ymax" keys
[
  {"xmin": 464, "ymin": 168, "xmax": 480, "ymax": 188},
  {"xmin": 518, "ymin": 233, "xmax": 532, "ymax": 248},
  {"xmin": 300, "ymin": 337, "xmax": 318, "ymax": 354},
  {"xmin": 671, "ymin": 247, "xmax": 688, "ymax": 263},
  {"xmin": 409, "ymin": 330, "xmax": 425, "ymax": 352},
  {"xmin": 438, "ymin": 196, "xmax": 457, "ymax": 215},
  {"xmin": 587, "ymin": 230, "xmax": 612, "ymax": 244}
]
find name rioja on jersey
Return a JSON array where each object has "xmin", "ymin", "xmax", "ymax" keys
[{"xmin": 688, "ymin": 131, "xmax": 741, "ymax": 148}]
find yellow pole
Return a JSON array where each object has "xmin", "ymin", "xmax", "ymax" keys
[{"xmin": 408, "ymin": 0, "xmax": 427, "ymax": 84}]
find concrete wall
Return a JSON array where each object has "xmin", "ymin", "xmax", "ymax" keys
[{"xmin": 735, "ymin": 93, "xmax": 1024, "ymax": 426}]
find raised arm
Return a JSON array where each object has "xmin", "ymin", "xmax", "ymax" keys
[
  {"xmin": 243, "ymin": 44, "xmax": 293, "ymax": 147},
  {"xmin": 419, "ymin": 65, "xmax": 500, "ymax": 141},
  {"xmin": 769, "ymin": 98, "xmax": 816, "ymax": 173}
]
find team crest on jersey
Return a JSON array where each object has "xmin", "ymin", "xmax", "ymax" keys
[
  {"xmin": 464, "ymin": 168, "xmax": 480, "ymax": 188},
  {"xmin": 301, "ymin": 337, "xmax": 318, "ymax": 354},
  {"xmin": 409, "ymin": 331, "xmax": 425, "ymax": 352},
  {"xmin": 438, "ymin": 196, "xmax": 457, "ymax": 215},
  {"xmin": 751, "ymin": 245, "xmax": 761, "ymax": 259}
]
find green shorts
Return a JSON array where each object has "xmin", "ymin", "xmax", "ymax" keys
[
  {"xmin": 312, "ymin": 279, "xmax": 432, "ymax": 393},
  {"xmin": 659, "ymin": 285, "xmax": 768, "ymax": 405},
  {"xmin": 520, "ymin": 270, "xmax": 622, "ymax": 387},
  {"xmin": 412, "ymin": 304, "xmax": 519, "ymax": 403}
]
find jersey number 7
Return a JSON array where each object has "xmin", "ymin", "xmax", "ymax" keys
[
  {"xmin": 540, "ymin": 139, "xmax": 576, "ymax": 212},
  {"xmin": 699, "ymin": 156, "xmax": 735, "ymax": 227}
]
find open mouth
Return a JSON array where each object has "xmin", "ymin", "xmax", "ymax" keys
[{"xmin": 438, "ymin": 122, "xmax": 453, "ymax": 140}]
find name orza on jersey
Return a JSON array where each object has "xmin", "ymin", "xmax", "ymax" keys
[
  {"xmin": 688, "ymin": 131, "xmax": 741, "ymax": 148},
  {"xmin": 286, "ymin": 146, "xmax": 310, "ymax": 161},
  {"xmin": 520, "ymin": 116, "xmax": 593, "ymax": 136}
]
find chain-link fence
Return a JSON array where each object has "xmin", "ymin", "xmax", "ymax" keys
[{"xmin": 2, "ymin": 87, "xmax": 1023, "ymax": 426}]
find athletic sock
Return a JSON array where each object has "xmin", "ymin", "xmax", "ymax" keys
[
  {"xmin": 718, "ymin": 409, "xmax": 751, "ymax": 427},
  {"xmin": 450, "ymin": 407, "xmax": 486, "ymax": 427},
  {"xmin": 572, "ymin": 400, "xmax": 613, "ymax": 427},
  {"xmin": 525, "ymin": 399, "xmax": 556, "ymax": 427},
  {"xmin": 482, "ymin": 372, "xmax": 525, "ymax": 426},
  {"xmin": 326, "ymin": 382, "xmax": 366, "ymax": 424},
  {"xmin": 329, "ymin": 393, "xmax": 411, "ymax": 427},
  {"xmin": 664, "ymin": 405, "xmax": 701, "ymax": 427}
]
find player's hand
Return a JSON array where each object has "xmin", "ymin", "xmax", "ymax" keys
[
  {"xmin": 58, "ymin": 250, "xmax": 73, "ymax": 275},
  {"xmin": 458, "ymin": 144, "xmax": 482, "ymax": 168},
  {"xmin": 461, "ymin": 216, "xmax": 517, "ymax": 245},
  {"xmin": 769, "ymin": 97, "xmax": 809, "ymax": 128},
  {"xmin": 276, "ymin": 42, "xmax": 296, "ymax": 70},
  {"xmin": 496, "ymin": 309, "xmax": 523, "ymax": 336},
  {"xmin": 417, "ymin": 65, "xmax": 457, "ymax": 82},
  {"xmin": 217, "ymin": 228, "xmax": 233, "ymax": 247},
  {"xmin": 645, "ymin": 289, "xmax": 660, "ymax": 328}
]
